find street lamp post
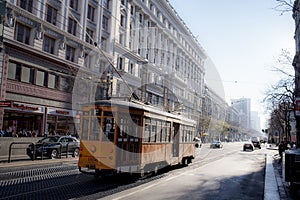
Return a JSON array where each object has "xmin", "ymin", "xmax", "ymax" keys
[{"xmin": 101, "ymin": 71, "xmax": 113, "ymax": 100}]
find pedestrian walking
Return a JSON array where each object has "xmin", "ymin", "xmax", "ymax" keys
[{"xmin": 278, "ymin": 141, "xmax": 287, "ymax": 163}]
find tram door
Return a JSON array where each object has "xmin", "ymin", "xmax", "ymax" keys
[
  {"xmin": 172, "ymin": 122, "xmax": 180, "ymax": 157},
  {"xmin": 117, "ymin": 115, "xmax": 141, "ymax": 166}
]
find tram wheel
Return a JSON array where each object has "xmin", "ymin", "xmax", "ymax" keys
[{"xmin": 182, "ymin": 158, "xmax": 188, "ymax": 166}]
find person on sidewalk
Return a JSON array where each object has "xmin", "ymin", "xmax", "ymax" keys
[{"xmin": 278, "ymin": 141, "xmax": 287, "ymax": 163}]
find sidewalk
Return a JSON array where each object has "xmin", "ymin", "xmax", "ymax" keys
[
  {"xmin": 265, "ymin": 145, "xmax": 300, "ymax": 200},
  {"xmin": 0, "ymin": 155, "xmax": 78, "ymax": 169}
]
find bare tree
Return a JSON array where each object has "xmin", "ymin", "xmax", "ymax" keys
[
  {"xmin": 264, "ymin": 49, "xmax": 295, "ymax": 142},
  {"xmin": 274, "ymin": 0, "xmax": 297, "ymax": 15}
]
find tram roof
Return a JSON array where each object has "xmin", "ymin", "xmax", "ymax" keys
[{"xmin": 86, "ymin": 99, "xmax": 196, "ymax": 124}]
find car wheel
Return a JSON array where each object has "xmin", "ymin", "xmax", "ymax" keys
[
  {"xmin": 73, "ymin": 148, "xmax": 79, "ymax": 157},
  {"xmin": 243, "ymin": 148, "xmax": 245, "ymax": 151},
  {"xmin": 50, "ymin": 149, "xmax": 59, "ymax": 159}
]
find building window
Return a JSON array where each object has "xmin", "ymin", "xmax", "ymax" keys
[
  {"xmin": 46, "ymin": 4, "xmax": 57, "ymax": 26},
  {"xmin": 8, "ymin": 61, "xmax": 21, "ymax": 81},
  {"xmin": 15, "ymin": 22, "xmax": 31, "ymax": 45},
  {"xmin": 118, "ymin": 57, "xmax": 124, "ymax": 70},
  {"xmin": 48, "ymin": 74, "xmax": 58, "ymax": 89},
  {"xmin": 120, "ymin": 14, "xmax": 125, "ymax": 27},
  {"xmin": 129, "ymin": 63, "xmax": 134, "ymax": 75},
  {"xmin": 43, "ymin": 35, "xmax": 55, "ymax": 54},
  {"xmin": 66, "ymin": 45, "xmax": 75, "ymax": 62},
  {"xmin": 130, "ymin": 5, "xmax": 134, "ymax": 16},
  {"xmin": 68, "ymin": 18, "xmax": 77, "ymax": 36},
  {"xmin": 21, "ymin": 66, "xmax": 34, "ymax": 84},
  {"xmin": 85, "ymin": 28, "xmax": 94, "ymax": 44},
  {"xmin": 101, "ymin": 37, "xmax": 107, "ymax": 51},
  {"xmin": 59, "ymin": 77, "xmax": 72, "ymax": 92},
  {"xmin": 102, "ymin": 16, "xmax": 109, "ymax": 31},
  {"xmin": 87, "ymin": 4, "xmax": 95, "ymax": 22},
  {"xmin": 18, "ymin": 0, "xmax": 33, "ymax": 13},
  {"xmin": 36, "ymin": 70, "xmax": 47, "ymax": 87},
  {"xmin": 139, "ymin": 13, "xmax": 143, "ymax": 24},
  {"xmin": 103, "ymin": 0, "xmax": 110, "ymax": 9},
  {"xmin": 119, "ymin": 33, "xmax": 124, "ymax": 45},
  {"xmin": 69, "ymin": 0, "xmax": 78, "ymax": 11},
  {"xmin": 7, "ymin": 60, "xmax": 72, "ymax": 93}
]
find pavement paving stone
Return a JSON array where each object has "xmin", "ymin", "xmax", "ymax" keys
[{"xmin": 272, "ymin": 152, "xmax": 299, "ymax": 200}]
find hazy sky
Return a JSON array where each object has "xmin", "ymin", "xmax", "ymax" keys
[{"xmin": 168, "ymin": 0, "xmax": 295, "ymax": 127}]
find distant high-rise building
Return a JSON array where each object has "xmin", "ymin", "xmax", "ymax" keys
[
  {"xmin": 251, "ymin": 111, "xmax": 261, "ymax": 132},
  {"xmin": 231, "ymin": 98, "xmax": 251, "ymax": 129}
]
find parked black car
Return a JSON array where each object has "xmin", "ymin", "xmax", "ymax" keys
[
  {"xmin": 210, "ymin": 141, "xmax": 223, "ymax": 148},
  {"xmin": 26, "ymin": 135, "xmax": 80, "ymax": 159}
]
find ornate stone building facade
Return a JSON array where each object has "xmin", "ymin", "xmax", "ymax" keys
[{"xmin": 0, "ymin": 0, "xmax": 210, "ymax": 137}]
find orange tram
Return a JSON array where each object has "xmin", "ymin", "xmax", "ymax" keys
[{"xmin": 78, "ymin": 100, "xmax": 196, "ymax": 178}]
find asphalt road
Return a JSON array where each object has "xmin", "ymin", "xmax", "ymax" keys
[
  {"xmin": 0, "ymin": 142, "xmax": 267, "ymax": 200},
  {"xmin": 101, "ymin": 142, "xmax": 266, "ymax": 200}
]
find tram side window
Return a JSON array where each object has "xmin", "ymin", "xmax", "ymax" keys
[
  {"xmin": 151, "ymin": 119, "xmax": 156, "ymax": 142},
  {"xmin": 102, "ymin": 117, "xmax": 115, "ymax": 142},
  {"xmin": 189, "ymin": 127, "xmax": 194, "ymax": 142},
  {"xmin": 156, "ymin": 120, "xmax": 162, "ymax": 142},
  {"xmin": 81, "ymin": 112, "xmax": 89, "ymax": 140},
  {"xmin": 119, "ymin": 116, "xmax": 129, "ymax": 141},
  {"xmin": 192, "ymin": 127, "xmax": 196, "ymax": 141},
  {"xmin": 131, "ymin": 115, "xmax": 140, "ymax": 139},
  {"xmin": 166, "ymin": 122, "xmax": 171, "ymax": 142},
  {"xmin": 180, "ymin": 126, "xmax": 184, "ymax": 142},
  {"xmin": 161, "ymin": 121, "xmax": 166, "ymax": 142},
  {"xmin": 90, "ymin": 117, "xmax": 100, "ymax": 140},
  {"xmin": 144, "ymin": 118, "xmax": 151, "ymax": 142},
  {"xmin": 185, "ymin": 126, "xmax": 188, "ymax": 142},
  {"xmin": 182, "ymin": 125, "xmax": 188, "ymax": 143}
]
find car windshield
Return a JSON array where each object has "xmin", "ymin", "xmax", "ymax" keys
[{"xmin": 38, "ymin": 136, "xmax": 59, "ymax": 143}]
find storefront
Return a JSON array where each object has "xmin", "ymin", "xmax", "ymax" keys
[
  {"xmin": 46, "ymin": 107, "xmax": 78, "ymax": 137},
  {"xmin": 1, "ymin": 101, "xmax": 79, "ymax": 137},
  {"xmin": 3, "ymin": 102, "xmax": 44, "ymax": 137}
]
